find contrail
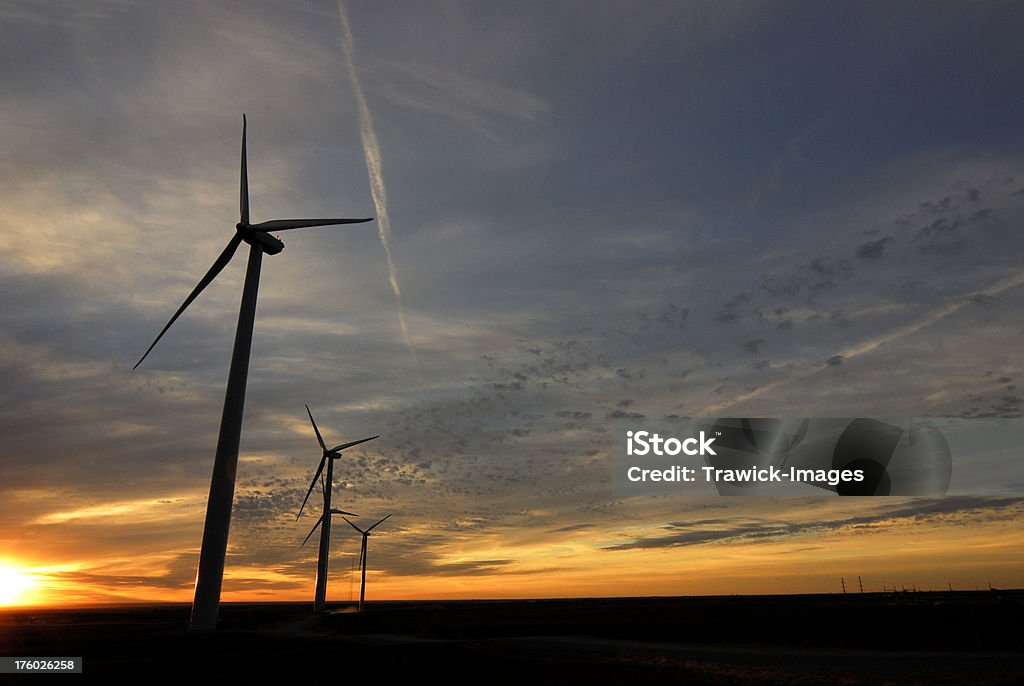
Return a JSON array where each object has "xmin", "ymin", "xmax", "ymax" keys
[
  {"xmin": 337, "ymin": 1, "xmax": 421, "ymax": 377},
  {"xmin": 702, "ymin": 271, "xmax": 1024, "ymax": 415}
]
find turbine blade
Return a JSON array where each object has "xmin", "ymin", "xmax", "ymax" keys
[
  {"xmin": 356, "ymin": 538, "xmax": 363, "ymax": 571},
  {"xmin": 342, "ymin": 517, "xmax": 364, "ymax": 534},
  {"xmin": 330, "ymin": 509, "xmax": 357, "ymax": 516},
  {"xmin": 133, "ymin": 233, "xmax": 244, "ymax": 369},
  {"xmin": 329, "ymin": 435, "xmax": 379, "ymax": 453},
  {"xmin": 296, "ymin": 454, "xmax": 328, "ymax": 520},
  {"xmin": 366, "ymin": 513, "xmax": 392, "ymax": 533},
  {"xmin": 301, "ymin": 514, "xmax": 324, "ymax": 548},
  {"xmin": 305, "ymin": 404, "xmax": 326, "ymax": 451},
  {"xmin": 240, "ymin": 114, "xmax": 249, "ymax": 225},
  {"xmin": 247, "ymin": 218, "xmax": 373, "ymax": 231}
]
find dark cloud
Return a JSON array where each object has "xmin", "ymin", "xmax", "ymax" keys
[
  {"xmin": 428, "ymin": 559, "xmax": 517, "ymax": 576},
  {"xmin": 760, "ymin": 258, "xmax": 851, "ymax": 300},
  {"xmin": 740, "ymin": 339, "xmax": 765, "ymax": 355},
  {"xmin": 606, "ymin": 410, "xmax": 645, "ymax": 420},
  {"xmin": 856, "ymin": 236, "xmax": 893, "ymax": 260},
  {"xmin": 603, "ymin": 499, "xmax": 1024, "ymax": 551},
  {"xmin": 554, "ymin": 410, "xmax": 592, "ymax": 420},
  {"xmin": 52, "ymin": 552, "xmax": 199, "ymax": 591},
  {"xmin": 715, "ymin": 293, "xmax": 752, "ymax": 324},
  {"xmin": 918, "ymin": 239, "xmax": 967, "ymax": 256}
]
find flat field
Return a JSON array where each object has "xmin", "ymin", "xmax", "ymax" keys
[{"xmin": 2, "ymin": 592, "xmax": 1021, "ymax": 683}]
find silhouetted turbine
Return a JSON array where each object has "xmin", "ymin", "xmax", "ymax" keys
[
  {"xmin": 133, "ymin": 116, "xmax": 373, "ymax": 631},
  {"xmin": 297, "ymin": 404, "xmax": 377, "ymax": 612},
  {"xmin": 344, "ymin": 514, "xmax": 391, "ymax": 612}
]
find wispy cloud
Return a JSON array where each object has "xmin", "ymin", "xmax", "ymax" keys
[
  {"xmin": 702, "ymin": 270, "xmax": 1024, "ymax": 415},
  {"xmin": 337, "ymin": 1, "xmax": 421, "ymax": 381},
  {"xmin": 603, "ymin": 498, "xmax": 1024, "ymax": 551},
  {"xmin": 375, "ymin": 60, "xmax": 547, "ymax": 140}
]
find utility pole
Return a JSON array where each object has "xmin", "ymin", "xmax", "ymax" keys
[
  {"xmin": 841, "ymin": 577, "xmax": 847, "ymax": 594},
  {"xmin": 858, "ymin": 576, "xmax": 864, "ymax": 594}
]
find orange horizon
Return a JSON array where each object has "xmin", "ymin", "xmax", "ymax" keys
[{"xmin": 5, "ymin": 508, "xmax": 1022, "ymax": 609}]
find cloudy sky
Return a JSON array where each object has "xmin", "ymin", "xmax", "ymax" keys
[{"xmin": 1, "ymin": 1, "xmax": 1023, "ymax": 606}]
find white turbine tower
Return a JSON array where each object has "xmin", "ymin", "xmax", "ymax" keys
[
  {"xmin": 296, "ymin": 404, "xmax": 377, "ymax": 612},
  {"xmin": 134, "ymin": 117, "xmax": 373, "ymax": 630},
  {"xmin": 343, "ymin": 514, "xmax": 391, "ymax": 612}
]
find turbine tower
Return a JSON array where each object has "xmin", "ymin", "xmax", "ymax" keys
[
  {"xmin": 343, "ymin": 514, "xmax": 391, "ymax": 612},
  {"xmin": 297, "ymin": 404, "xmax": 377, "ymax": 612},
  {"xmin": 134, "ymin": 116, "xmax": 373, "ymax": 630}
]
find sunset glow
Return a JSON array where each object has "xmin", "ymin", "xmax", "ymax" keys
[
  {"xmin": 2, "ymin": 495, "xmax": 1019, "ymax": 608},
  {"xmin": 0, "ymin": 565, "xmax": 38, "ymax": 606},
  {"xmin": 1, "ymin": 1, "xmax": 1022, "ymax": 614}
]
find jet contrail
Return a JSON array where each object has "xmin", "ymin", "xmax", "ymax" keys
[
  {"xmin": 702, "ymin": 270, "xmax": 1024, "ymax": 415},
  {"xmin": 337, "ymin": 1, "xmax": 421, "ymax": 377}
]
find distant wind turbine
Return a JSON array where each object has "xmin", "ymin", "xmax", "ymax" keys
[
  {"xmin": 297, "ymin": 404, "xmax": 378, "ymax": 613},
  {"xmin": 343, "ymin": 514, "xmax": 391, "ymax": 612},
  {"xmin": 133, "ymin": 116, "xmax": 373, "ymax": 631}
]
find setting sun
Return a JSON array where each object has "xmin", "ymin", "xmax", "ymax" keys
[{"xmin": 0, "ymin": 565, "xmax": 37, "ymax": 606}]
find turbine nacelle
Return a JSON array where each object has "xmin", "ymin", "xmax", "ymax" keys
[
  {"xmin": 343, "ymin": 513, "xmax": 391, "ymax": 537},
  {"xmin": 237, "ymin": 227, "xmax": 284, "ymax": 255},
  {"xmin": 131, "ymin": 114, "xmax": 374, "ymax": 371},
  {"xmin": 295, "ymin": 403, "xmax": 380, "ymax": 521}
]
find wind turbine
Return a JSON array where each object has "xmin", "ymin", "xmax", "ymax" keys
[
  {"xmin": 296, "ymin": 404, "xmax": 378, "ymax": 612},
  {"xmin": 133, "ymin": 116, "xmax": 373, "ymax": 630},
  {"xmin": 343, "ymin": 514, "xmax": 391, "ymax": 611}
]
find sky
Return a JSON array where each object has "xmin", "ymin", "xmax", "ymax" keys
[{"xmin": 1, "ymin": 0, "xmax": 1023, "ymax": 607}]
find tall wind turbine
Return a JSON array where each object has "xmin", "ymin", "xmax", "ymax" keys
[
  {"xmin": 343, "ymin": 514, "xmax": 391, "ymax": 611},
  {"xmin": 134, "ymin": 116, "xmax": 373, "ymax": 631},
  {"xmin": 296, "ymin": 404, "xmax": 377, "ymax": 612}
]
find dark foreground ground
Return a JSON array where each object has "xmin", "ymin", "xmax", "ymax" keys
[{"xmin": 2, "ymin": 591, "xmax": 1022, "ymax": 683}]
